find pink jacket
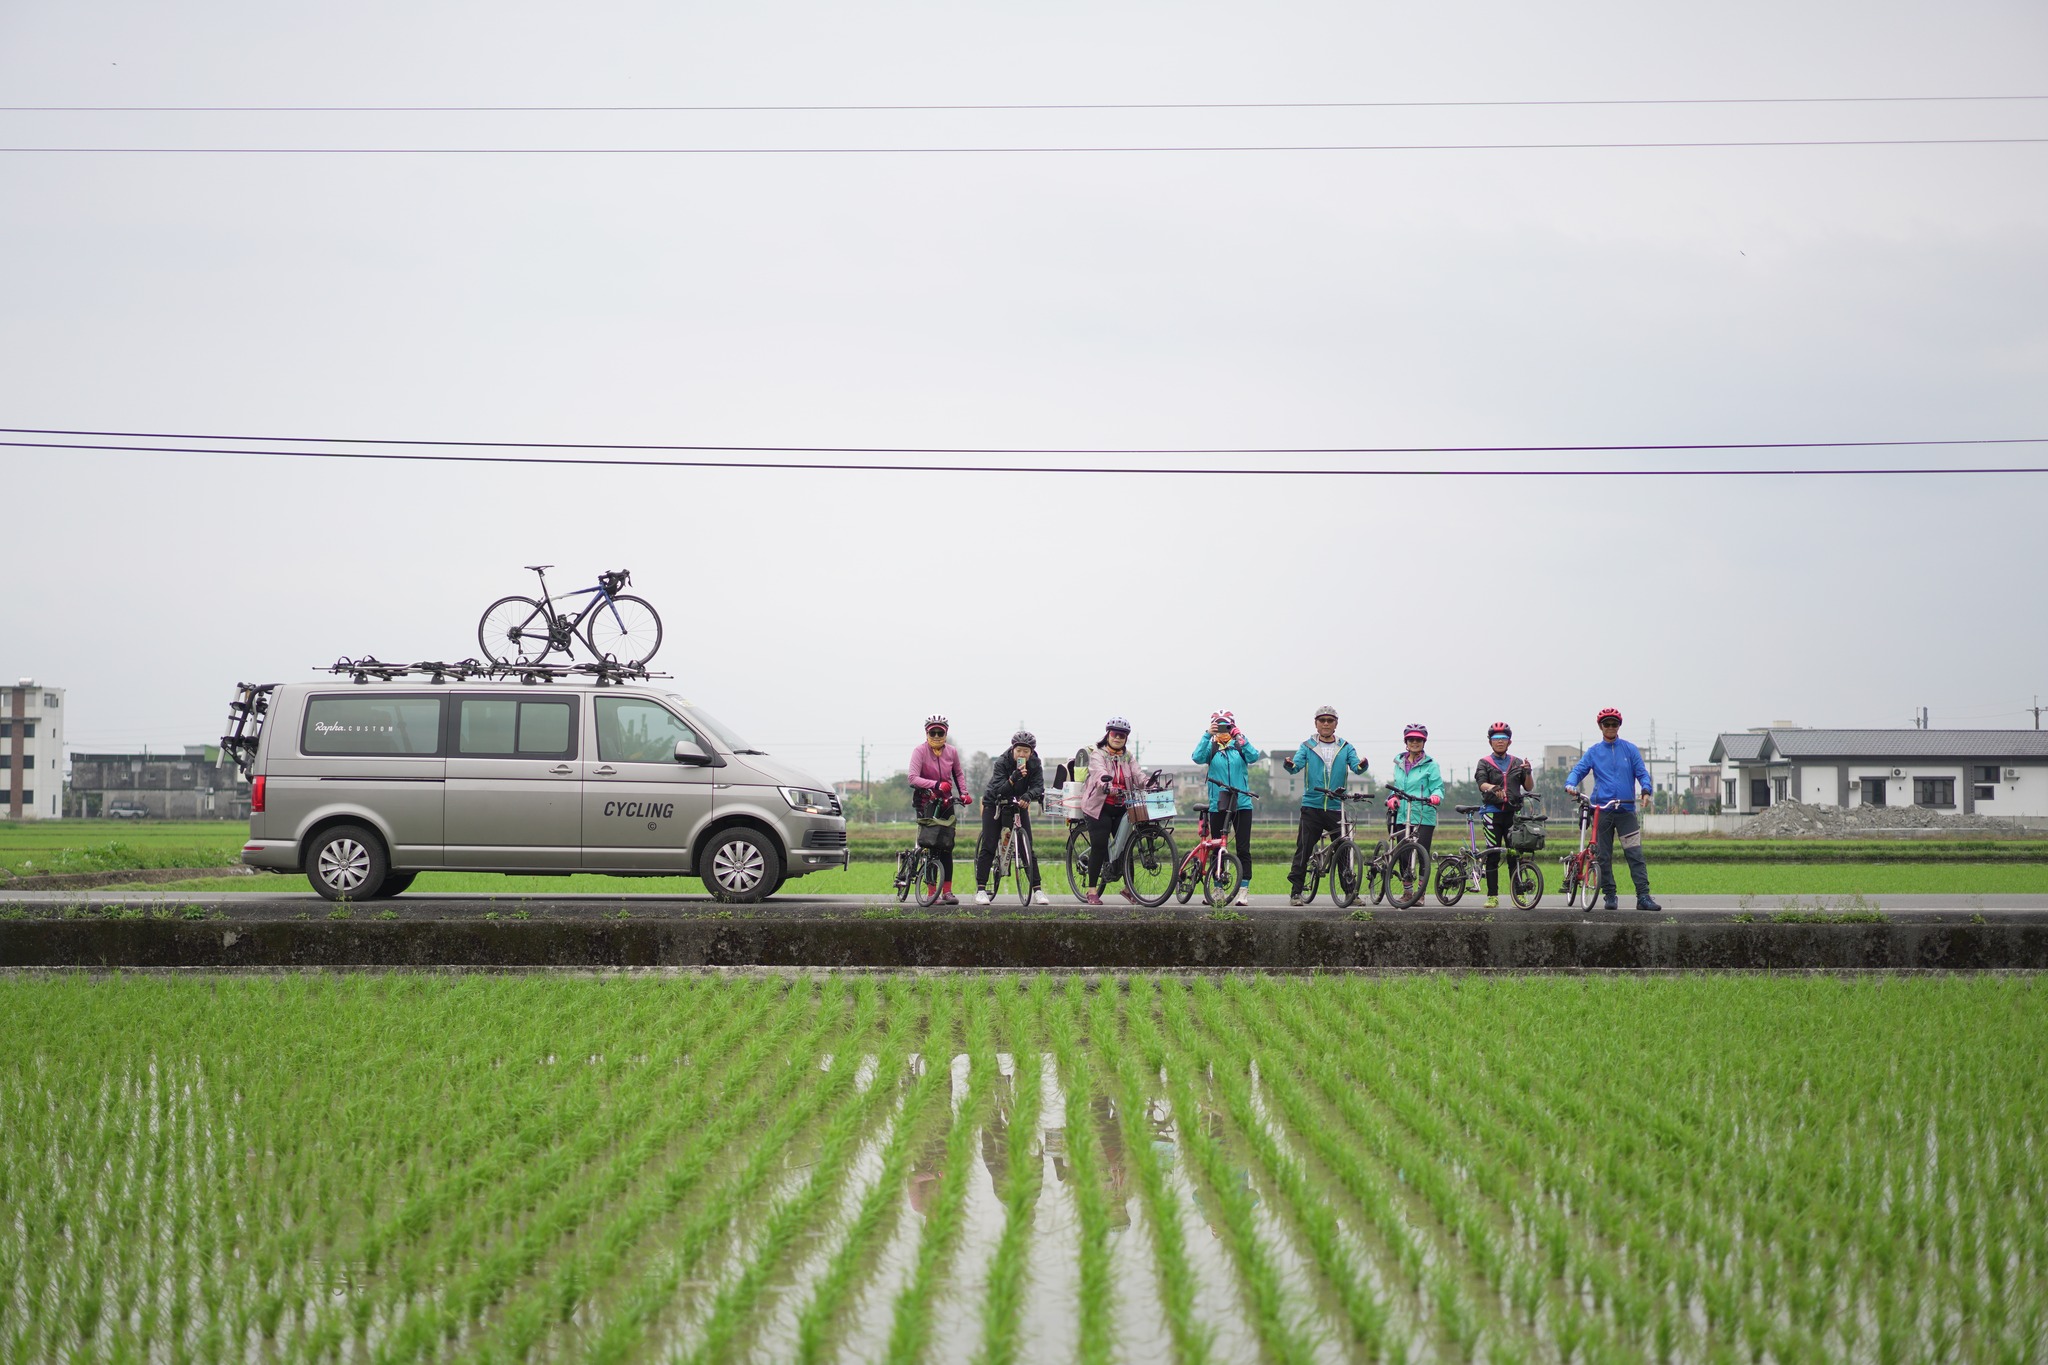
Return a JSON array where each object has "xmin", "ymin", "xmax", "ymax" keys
[
  {"xmin": 908, "ymin": 742, "xmax": 967, "ymax": 797},
  {"xmin": 1080, "ymin": 742, "xmax": 1143, "ymax": 820}
]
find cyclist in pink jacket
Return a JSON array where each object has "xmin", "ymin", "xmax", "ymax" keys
[{"xmin": 906, "ymin": 715, "xmax": 972, "ymax": 904}]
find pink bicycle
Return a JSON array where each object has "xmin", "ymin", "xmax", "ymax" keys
[{"xmin": 1170, "ymin": 783, "xmax": 1249, "ymax": 906}]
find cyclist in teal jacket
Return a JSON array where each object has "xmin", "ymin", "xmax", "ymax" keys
[
  {"xmin": 1192, "ymin": 710, "xmax": 1260, "ymax": 908},
  {"xmin": 1282, "ymin": 704, "xmax": 1368, "ymax": 905},
  {"xmin": 1385, "ymin": 723, "xmax": 1445, "ymax": 853}
]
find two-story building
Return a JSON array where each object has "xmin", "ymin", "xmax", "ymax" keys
[
  {"xmin": 2, "ymin": 680, "xmax": 64, "ymax": 821},
  {"xmin": 1708, "ymin": 728, "xmax": 2048, "ymax": 817},
  {"xmin": 66, "ymin": 747, "xmax": 250, "ymax": 820}
]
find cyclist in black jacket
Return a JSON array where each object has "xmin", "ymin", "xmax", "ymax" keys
[
  {"xmin": 974, "ymin": 731, "xmax": 1048, "ymax": 905},
  {"xmin": 1475, "ymin": 721, "xmax": 1535, "ymax": 908}
]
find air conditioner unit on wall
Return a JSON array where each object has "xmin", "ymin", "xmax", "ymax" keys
[
  {"xmin": 1847, "ymin": 778, "xmax": 1860, "ymax": 789},
  {"xmin": 1891, "ymin": 768, "xmax": 1903, "ymax": 778},
  {"xmin": 2006, "ymin": 768, "xmax": 2021, "ymax": 780}
]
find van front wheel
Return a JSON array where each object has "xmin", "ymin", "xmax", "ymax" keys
[
  {"xmin": 704, "ymin": 830, "xmax": 783, "ymax": 903},
  {"xmin": 307, "ymin": 825, "xmax": 388, "ymax": 901}
]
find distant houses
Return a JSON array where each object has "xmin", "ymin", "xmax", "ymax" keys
[{"xmin": 1708, "ymin": 728, "xmax": 2048, "ymax": 818}]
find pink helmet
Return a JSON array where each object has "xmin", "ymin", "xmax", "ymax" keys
[{"xmin": 1403, "ymin": 723, "xmax": 1428, "ymax": 741}]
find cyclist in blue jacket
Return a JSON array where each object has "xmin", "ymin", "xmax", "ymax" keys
[
  {"xmin": 1282, "ymin": 704, "xmax": 1368, "ymax": 906},
  {"xmin": 1192, "ymin": 710, "xmax": 1261, "ymax": 908},
  {"xmin": 1564, "ymin": 707, "xmax": 1663, "ymax": 912}
]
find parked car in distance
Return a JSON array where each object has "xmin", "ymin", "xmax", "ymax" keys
[
  {"xmin": 106, "ymin": 800, "xmax": 150, "ymax": 820},
  {"xmin": 235, "ymin": 679, "xmax": 848, "ymax": 901}
]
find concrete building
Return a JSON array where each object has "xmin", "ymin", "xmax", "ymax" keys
[
  {"xmin": 2, "ymin": 679, "xmax": 64, "ymax": 821},
  {"xmin": 1708, "ymin": 728, "xmax": 2048, "ymax": 817},
  {"xmin": 66, "ymin": 747, "xmax": 250, "ymax": 820}
]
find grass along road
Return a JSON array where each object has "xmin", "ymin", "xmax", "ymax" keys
[{"xmin": 2, "ymin": 974, "xmax": 2042, "ymax": 1363}]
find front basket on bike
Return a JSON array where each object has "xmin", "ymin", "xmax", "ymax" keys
[{"xmin": 1507, "ymin": 817, "xmax": 1549, "ymax": 854}]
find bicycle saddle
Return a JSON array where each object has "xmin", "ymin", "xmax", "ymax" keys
[
  {"xmin": 1455, "ymin": 804, "xmax": 1484, "ymax": 814},
  {"xmin": 524, "ymin": 564, "xmax": 554, "ymax": 571}
]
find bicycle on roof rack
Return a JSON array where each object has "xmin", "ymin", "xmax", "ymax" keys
[{"xmin": 478, "ymin": 566, "xmax": 663, "ymax": 668}]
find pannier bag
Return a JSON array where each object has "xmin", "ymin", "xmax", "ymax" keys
[
  {"xmin": 1507, "ymin": 816, "xmax": 1548, "ymax": 854},
  {"xmin": 916, "ymin": 820, "xmax": 956, "ymax": 853}
]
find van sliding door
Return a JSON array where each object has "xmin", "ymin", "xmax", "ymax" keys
[{"xmin": 445, "ymin": 695, "xmax": 582, "ymax": 869}]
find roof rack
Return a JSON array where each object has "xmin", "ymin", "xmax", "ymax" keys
[{"xmin": 315, "ymin": 655, "xmax": 668, "ymax": 687}]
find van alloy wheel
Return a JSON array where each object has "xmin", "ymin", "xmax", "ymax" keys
[
  {"xmin": 306, "ymin": 824, "xmax": 387, "ymax": 901},
  {"xmin": 711, "ymin": 839, "xmax": 766, "ymax": 892},
  {"xmin": 318, "ymin": 838, "xmax": 372, "ymax": 893}
]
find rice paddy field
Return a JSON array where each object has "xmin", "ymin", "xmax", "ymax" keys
[{"xmin": 4, "ymin": 973, "xmax": 2045, "ymax": 1363}]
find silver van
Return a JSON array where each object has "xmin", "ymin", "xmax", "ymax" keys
[{"xmin": 236, "ymin": 680, "xmax": 847, "ymax": 901}]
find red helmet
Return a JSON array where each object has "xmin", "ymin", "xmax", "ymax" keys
[
  {"xmin": 1596, "ymin": 707, "xmax": 1623, "ymax": 726},
  {"xmin": 1487, "ymin": 722, "xmax": 1512, "ymax": 740}
]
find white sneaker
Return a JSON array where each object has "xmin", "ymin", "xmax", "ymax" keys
[
  {"xmin": 1031, "ymin": 888, "xmax": 1050, "ymax": 906},
  {"xmin": 974, "ymin": 889, "xmax": 994, "ymax": 906},
  {"xmin": 1233, "ymin": 887, "xmax": 1250, "ymax": 908}
]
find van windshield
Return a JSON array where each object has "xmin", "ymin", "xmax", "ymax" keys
[{"xmin": 672, "ymin": 699, "xmax": 766, "ymax": 755}]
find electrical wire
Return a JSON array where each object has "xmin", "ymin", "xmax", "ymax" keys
[
  {"xmin": 6, "ymin": 94, "xmax": 2045, "ymax": 113},
  {"xmin": 7, "ymin": 437, "xmax": 2044, "ymax": 477},
  {"xmin": 4, "ymin": 137, "xmax": 2045, "ymax": 155}
]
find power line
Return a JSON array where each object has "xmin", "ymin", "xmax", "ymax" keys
[
  {"xmin": 10, "ymin": 427, "xmax": 2045, "ymax": 455},
  {"xmin": 3, "ymin": 136, "xmax": 2045, "ymax": 155},
  {"xmin": 7, "ymin": 437, "xmax": 2044, "ymax": 477},
  {"xmin": 8, "ymin": 94, "xmax": 2045, "ymax": 113}
]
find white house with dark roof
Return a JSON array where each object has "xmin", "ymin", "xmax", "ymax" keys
[{"xmin": 1707, "ymin": 728, "xmax": 2048, "ymax": 817}]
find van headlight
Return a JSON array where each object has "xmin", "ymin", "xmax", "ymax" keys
[{"xmin": 780, "ymin": 787, "xmax": 841, "ymax": 816}]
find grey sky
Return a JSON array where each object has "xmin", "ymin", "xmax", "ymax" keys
[{"xmin": 4, "ymin": 0, "xmax": 2045, "ymax": 788}]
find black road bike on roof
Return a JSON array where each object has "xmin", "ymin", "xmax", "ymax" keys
[{"xmin": 478, "ymin": 566, "xmax": 663, "ymax": 668}]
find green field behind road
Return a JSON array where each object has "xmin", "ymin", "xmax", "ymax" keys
[{"xmin": 4, "ymin": 973, "xmax": 2042, "ymax": 1363}]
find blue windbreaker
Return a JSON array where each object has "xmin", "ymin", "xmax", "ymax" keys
[
  {"xmin": 1289, "ymin": 738, "xmax": 1367, "ymax": 811},
  {"xmin": 1192, "ymin": 733, "xmax": 1261, "ymax": 813},
  {"xmin": 1566, "ymin": 738, "xmax": 1653, "ymax": 808}
]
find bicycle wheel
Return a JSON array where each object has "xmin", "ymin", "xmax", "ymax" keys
[
  {"xmin": 1512, "ymin": 858, "xmax": 1544, "ymax": 910},
  {"xmin": 1390, "ymin": 840, "xmax": 1430, "ymax": 909},
  {"xmin": 1174, "ymin": 854, "xmax": 1199, "ymax": 904},
  {"xmin": 1302, "ymin": 844, "xmax": 1324, "ymax": 903},
  {"xmin": 914, "ymin": 851, "xmax": 944, "ymax": 908},
  {"xmin": 1367, "ymin": 840, "xmax": 1393, "ymax": 904},
  {"xmin": 582, "ymin": 594, "xmax": 663, "ymax": 666},
  {"xmin": 1434, "ymin": 854, "xmax": 1468, "ymax": 908},
  {"xmin": 1330, "ymin": 839, "xmax": 1362, "ymax": 908},
  {"xmin": 1065, "ymin": 824, "xmax": 1092, "ymax": 901},
  {"xmin": 1124, "ymin": 827, "xmax": 1179, "ymax": 907},
  {"xmin": 1011, "ymin": 827, "xmax": 1034, "ymax": 905},
  {"xmin": 895, "ymin": 850, "xmax": 917, "ymax": 904},
  {"xmin": 478, "ymin": 595, "xmax": 558, "ymax": 665},
  {"xmin": 1204, "ymin": 850, "xmax": 1243, "ymax": 907},
  {"xmin": 1565, "ymin": 855, "xmax": 1593, "ymax": 909}
]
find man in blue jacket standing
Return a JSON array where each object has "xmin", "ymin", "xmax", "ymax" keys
[
  {"xmin": 1282, "ymin": 704, "xmax": 1369, "ymax": 906},
  {"xmin": 1565, "ymin": 707, "xmax": 1663, "ymax": 912}
]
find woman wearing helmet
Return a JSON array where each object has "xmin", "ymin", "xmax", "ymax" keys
[
  {"xmin": 974, "ymin": 730, "xmax": 1048, "ymax": 905},
  {"xmin": 1078, "ymin": 716, "xmax": 1142, "ymax": 904},
  {"xmin": 1386, "ymin": 723, "xmax": 1445, "ymax": 854},
  {"xmin": 1192, "ymin": 709, "xmax": 1262, "ymax": 907},
  {"xmin": 1475, "ymin": 722, "xmax": 1535, "ymax": 909},
  {"xmin": 906, "ymin": 715, "xmax": 971, "ymax": 905}
]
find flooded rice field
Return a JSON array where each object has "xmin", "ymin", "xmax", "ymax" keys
[{"xmin": 2, "ymin": 972, "xmax": 2044, "ymax": 1362}]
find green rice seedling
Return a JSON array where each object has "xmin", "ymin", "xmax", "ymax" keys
[
  {"xmin": 1044, "ymin": 978, "xmax": 1117, "ymax": 1365},
  {"xmin": 882, "ymin": 979, "xmax": 997, "ymax": 1365},
  {"xmin": 791, "ymin": 979, "xmax": 955, "ymax": 1364},
  {"xmin": 977, "ymin": 979, "xmax": 1045, "ymax": 1365}
]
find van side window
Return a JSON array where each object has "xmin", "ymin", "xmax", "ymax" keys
[
  {"xmin": 595, "ymin": 698, "xmax": 700, "ymax": 764},
  {"xmin": 302, "ymin": 696, "xmax": 444, "ymax": 756},
  {"xmin": 457, "ymin": 699, "xmax": 578, "ymax": 759}
]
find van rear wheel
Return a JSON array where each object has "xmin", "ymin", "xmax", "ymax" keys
[
  {"xmin": 704, "ymin": 829, "xmax": 782, "ymax": 903},
  {"xmin": 307, "ymin": 825, "xmax": 388, "ymax": 901}
]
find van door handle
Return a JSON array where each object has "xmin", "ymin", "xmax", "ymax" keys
[
  {"xmin": 549, "ymin": 764, "xmax": 574, "ymax": 776},
  {"xmin": 593, "ymin": 765, "xmax": 617, "ymax": 776}
]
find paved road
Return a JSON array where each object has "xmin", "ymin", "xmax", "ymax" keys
[{"xmin": 5, "ymin": 889, "xmax": 2045, "ymax": 924}]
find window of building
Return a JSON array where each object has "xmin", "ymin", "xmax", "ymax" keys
[
  {"xmin": 0, "ymin": 755, "xmax": 7, "ymax": 769},
  {"xmin": 43, "ymin": 694, "xmax": 58, "ymax": 708},
  {"xmin": 1974, "ymin": 765, "xmax": 2000, "ymax": 801},
  {"xmin": 1860, "ymin": 777, "xmax": 1886, "ymax": 807},
  {"xmin": 1724, "ymin": 779, "xmax": 1737, "ymax": 808},
  {"xmin": 1913, "ymin": 777, "xmax": 1956, "ymax": 808},
  {"xmin": 0, "ymin": 722, "xmax": 7, "ymax": 737},
  {"xmin": 19, "ymin": 790, "xmax": 30, "ymax": 805},
  {"xmin": 1977, "ymin": 765, "xmax": 2001, "ymax": 784},
  {"xmin": 301, "ymin": 695, "xmax": 445, "ymax": 756},
  {"xmin": 1750, "ymin": 777, "xmax": 1771, "ymax": 808},
  {"xmin": 456, "ymin": 698, "xmax": 577, "ymax": 758},
  {"xmin": 1772, "ymin": 776, "xmax": 1788, "ymax": 804},
  {"xmin": 19, "ymin": 755, "xmax": 29, "ymax": 769}
]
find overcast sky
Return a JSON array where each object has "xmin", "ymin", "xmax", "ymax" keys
[{"xmin": 3, "ymin": 0, "xmax": 2045, "ymax": 789}]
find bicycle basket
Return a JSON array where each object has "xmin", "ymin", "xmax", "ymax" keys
[{"xmin": 1507, "ymin": 816, "xmax": 1549, "ymax": 854}]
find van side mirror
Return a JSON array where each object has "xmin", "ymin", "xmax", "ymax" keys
[{"xmin": 674, "ymin": 738, "xmax": 722, "ymax": 767}]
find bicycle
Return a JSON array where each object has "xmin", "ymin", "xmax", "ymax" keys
[
  {"xmin": 1170, "ymin": 785, "xmax": 1250, "ymax": 907},
  {"xmin": 985, "ymin": 799, "xmax": 1039, "ymax": 906},
  {"xmin": 1296, "ymin": 787, "xmax": 1376, "ymax": 908},
  {"xmin": 1363, "ymin": 784, "xmax": 1434, "ymax": 909},
  {"xmin": 478, "ymin": 566, "xmax": 663, "ymax": 668},
  {"xmin": 895, "ymin": 798, "xmax": 965, "ymax": 908},
  {"xmin": 1434, "ymin": 801, "xmax": 1546, "ymax": 909},
  {"xmin": 1561, "ymin": 793, "xmax": 1624, "ymax": 910},
  {"xmin": 1063, "ymin": 770, "xmax": 1180, "ymax": 906}
]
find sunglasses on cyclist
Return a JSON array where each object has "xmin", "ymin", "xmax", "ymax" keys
[
  {"xmin": 926, "ymin": 727, "xmax": 948, "ymax": 737},
  {"xmin": 1599, "ymin": 720, "xmax": 1621, "ymax": 729}
]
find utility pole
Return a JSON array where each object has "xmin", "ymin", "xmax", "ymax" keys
[
  {"xmin": 2033, "ymin": 696, "xmax": 2043, "ymax": 730},
  {"xmin": 858, "ymin": 740, "xmax": 868, "ymax": 823}
]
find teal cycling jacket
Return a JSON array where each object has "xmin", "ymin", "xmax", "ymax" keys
[
  {"xmin": 1191, "ymin": 733, "xmax": 1262, "ymax": 813},
  {"xmin": 1289, "ymin": 738, "xmax": 1367, "ymax": 811},
  {"xmin": 1386, "ymin": 753, "xmax": 1445, "ymax": 827}
]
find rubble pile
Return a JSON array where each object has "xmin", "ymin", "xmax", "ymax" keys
[{"xmin": 1735, "ymin": 801, "xmax": 2016, "ymax": 838}]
